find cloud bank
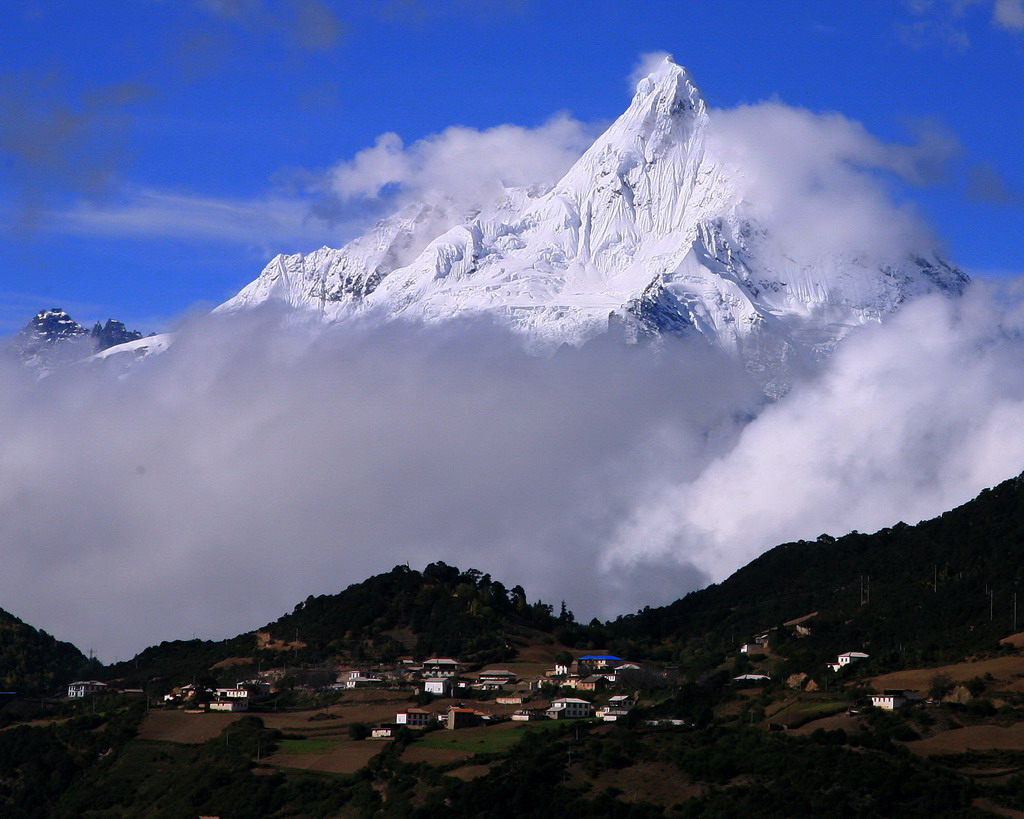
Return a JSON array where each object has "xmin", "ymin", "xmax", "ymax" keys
[
  {"xmin": 7, "ymin": 281, "xmax": 1024, "ymax": 662},
  {"xmin": 605, "ymin": 282, "xmax": 1024, "ymax": 580},
  {"xmin": 707, "ymin": 103, "xmax": 955, "ymax": 263},
  {"xmin": 0, "ymin": 315, "xmax": 756, "ymax": 660}
]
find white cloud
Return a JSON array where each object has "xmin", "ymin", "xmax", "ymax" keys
[
  {"xmin": 629, "ymin": 51, "xmax": 673, "ymax": 91},
  {"xmin": 0, "ymin": 313, "xmax": 756, "ymax": 660},
  {"xmin": 38, "ymin": 113, "xmax": 598, "ymax": 259},
  {"xmin": 706, "ymin": 103, "xmax": 955, "ymax": 263},
  {"xmin": 995, "ymin": 0, "xmax": 1024, "ymax": 28},
  {"xmin": 604, "ymin": 281, "xmax": 1024, "ymax": 581},
  {"xmin": 52, "ymin": 188, "xmax": 352, "ymax": 254},
  {"xmin": 328, "ymin": 113, "xmax": 598, "ymax": 215}
]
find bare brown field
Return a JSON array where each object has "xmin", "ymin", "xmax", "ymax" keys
[
  {"xmin": 975, "ymin": 797, "xmax": 1024, "ymax": 817},
  {"xmin": 266, "ymin": 740, "xmax": 383, "ymax": 774},
  {"xmin": 907, "ymin": 723, "xmax": 1024, "ymax": 756},
  {"xmin": 789, "ymin": 712, "xmax": 864, "ymax": 735},
  {"xmin": 584, "ymin": 762, "xmax": 704, "ymax": 807},
  {"xmin": 401, "ymin": 745, "xmax": 473, "ymax": 765},
  {"xmin": 210, "ymin": 657, "xmax": 253, "ymax": 669},
  {"xmin": 138, "ymin": 710, "xmax": 240, "ymax": 743},
  {"xmin": 869, "ymin": 656, "xmax": 1024, "ymax": 692},
  {"xmin": 257, "ymin": 697, "xmax": 412, "ymax": 731},
  {"xmin": 443, "ymin": 764, "xmax": 492, "ymax": 781},
  {"xmin": 0, "ymin": 716, "xmax": 70, "ymax": 732}
]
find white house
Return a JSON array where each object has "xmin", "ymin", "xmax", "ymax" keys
[
  {"xmin": 423, "ymin": 677, "xmax": 455, "ymax": 697},
  {"xmin": 546, "ymin": 698, "xmax": 593, "ymax": 719},
  {"xmin": 344, "ymin": 675, "xmax": 384, "ymax": 689},
  {"xmin": 214, "ymin": 687, "xmax": 250, "ymax": 700},
  {"xmin": 597, "ymin": 697, "xmax": 635, "ymax": 722},
  {"xmin": 477, "ymin": 669, "xmax": 517, "ymax": 686},
  {"xmin": 423, "ymin": 658, "xmax": 460, "ymax": 678},
  {"xmin": 396, "ymin": 708, "xmax": 432, "ymax": 727},
  {"xmin": 828, "ymin": 651, "xmax": 869, "ymax": 672},
  {"xmin": 209, "ymin": 698, "xmax": 248, "ymax": 712},
  {"xmin": 67, "ymin": 681, "xmax": 108, "ymax": 698},
  {"xmin": 870, "ymin": 689, "xmax": 922, "ymax": 710}
]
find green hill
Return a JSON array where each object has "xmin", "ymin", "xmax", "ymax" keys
[
  {"xmin": 104, "ymin": 561, "xmax": 563, "ymax": 688},
  {"xmin": 264, "ymin": 561, "xmax": 559, "ymax": 663},
  {"xmin": 608, "ymin": 471, "xmax": 1024, "ymax": 675},
  {"xmin": 0, "ymin": 608, "xmax": 94, "ymax": 695}
]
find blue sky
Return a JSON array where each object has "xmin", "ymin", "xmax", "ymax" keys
[{"xmin": 2, "ymin": 0, "xmax": 1022, "ymax": 335}]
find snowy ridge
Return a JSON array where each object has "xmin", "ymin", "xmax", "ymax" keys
[{"xmin": 220, "ymin": 57, "xmax": 968, "ymax": 383}]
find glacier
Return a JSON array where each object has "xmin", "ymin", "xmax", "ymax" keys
[{"xmin": 219, "ymin": 56, "xmax": 968, "ymax": 391}]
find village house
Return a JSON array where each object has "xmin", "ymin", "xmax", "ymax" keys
[
  {"xmin": 577, "ymin": 675, "xmax": 607, "ymax": 692},
  {"xmin": 733, "ymin": 673, "xmax": 771, "ymax": 683},
  {"xmin": 209, "ymin": 698, "xmax": 248, "ymax": 712},
  {"xmin": 603, "ymin": 662, "xmax": 642, "ymax": 685},
  {"xmin": 596, "ymin": 694, "xmax": 636, "ymax": 722},
  {"xmin": 423, "ymin": 677, "xmax": 455, "ymax": 697},
  {"xmin": 341, "ymin": 670, "xmax": 385, "ymax": 689},
  {"xmin": 870, "ymin": 689, "xmax": 922, "ymax": 710},
  {"xmin": 496, "ymin": 695, "xmax": 526, "ymax": 706},
  {"xmin": 214, "ymin": 687, "xmax": 250, "ymax": 700},
  {"xmin": 511, "ymin": 709, "xmax": 545, "ymax": 722},
  {"xmin": 423, "ymin": 658, "xmax": 460, "ymax": 678},
  {"xmin": 371, "ymin": 725, "xmax": 396, "ymax": 739},
  {"xmin": 575, "ymin": 655, "xmax": 622, "ymax": 677},
  {"xmin": 67, "ymin": 680, "xmax": 108, "ymax": 698},
  {"xmin": 828, "ymin": 651, "xmax": 869, "ymax": 672},
  {"xmin": 395, "ymin": 708, "xmax": 432, "ymax": 728},
  {"xmin": 476, "ymin": 669, "xmax": 517, "ymax": 689},
  {"xmin": 236, "ymin": 680, "xmax": 271, "ymax": 698},
  {"xmin": 446, "ymin": 706, "xmax": 481, "ymax": 730},
  {"xmin": 177, "ymin": 683, "xmax": 212, "ymax": 700},
  {"xmin": 546, "ymin": 697, "xmax": 593, "ymax": 719}
]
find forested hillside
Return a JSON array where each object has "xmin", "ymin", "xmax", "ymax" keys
[
  {"xmin": 0, "ymin": 607, "xmax": 94, "ymax": 695},
  {"xmin": 609, "ymin": 472, "xmax": 1024, "ymax": 673}
]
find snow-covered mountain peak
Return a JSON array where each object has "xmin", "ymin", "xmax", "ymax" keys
[
  {"xmin": 220, "ymin": 58, "xmax": 968, "ymax": 391},
  {"xmin": 609, "ymin": 54, "xmax": 705, "ymax": 150}
]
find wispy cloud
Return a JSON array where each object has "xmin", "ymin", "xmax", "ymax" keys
[
  {"xmin": 54, "ymin": 188, "xmax": 348, "ymax": 254},
  {"xmin": 899, "ymin": 0, "xmax": 1024, "ymax": 45},
  {"xmin": 0, "ymin": 72, "xmax": 153, "ymax": 230},
  {"xmin": 194, "ymin": 0, "xmax": 344, "ymax": 52},
  {"xmin": 42, "ymin": 113, "xmax": 600, "ymax": 259}
]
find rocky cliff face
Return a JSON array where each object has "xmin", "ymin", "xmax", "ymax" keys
[{"xmin": 10, "ymin": 309, "xmax": 146, "ymax": 371}]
